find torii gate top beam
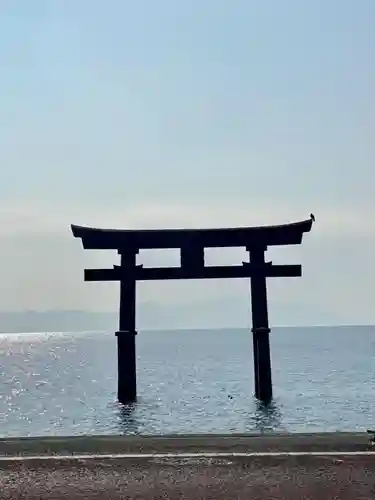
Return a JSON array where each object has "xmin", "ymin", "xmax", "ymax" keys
[{"xmin": 71, "ymin": 215, "xmax": 314, "ymax": 250}]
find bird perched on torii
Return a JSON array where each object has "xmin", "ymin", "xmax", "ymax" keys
[{"xmin": 310, "ymin": 213, "xmax": 315, "ymax": 222}]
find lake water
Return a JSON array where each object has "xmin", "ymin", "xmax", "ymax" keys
[{"xmin": 0, "ymin": 326, "xmax": 374, "ymax": 437}]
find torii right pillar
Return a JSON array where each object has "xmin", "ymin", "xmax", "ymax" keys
[{"xmin": 248, "ymin": 245, "xmax": 273, "ymax": 404}]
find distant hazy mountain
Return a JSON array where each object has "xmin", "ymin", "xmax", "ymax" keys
[
  {"xmin": 0, "ymin": 310, "xmax": 117, "ymax": 333},
  {"xmin": 0, "ymin": 297, "xmax": 343, "ymax": 333}
]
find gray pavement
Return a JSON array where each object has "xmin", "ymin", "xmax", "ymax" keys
[{"xmin": 1, "ymin": 454, "xmax": 375, "ymax": 499}]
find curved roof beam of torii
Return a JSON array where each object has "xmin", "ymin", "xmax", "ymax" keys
[{"xmin": 71, "ymin": 214, "xmax": 315, "ymax": 250}]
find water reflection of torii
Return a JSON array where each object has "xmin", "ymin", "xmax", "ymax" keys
[
  {"xmin": 252, "ymin": 401, "xmax": 283, "ymax": 433},
  {"xmin": 117, "ymin": 403, "xmax": 139, "ymax": 435}
]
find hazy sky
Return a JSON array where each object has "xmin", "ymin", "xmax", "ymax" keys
[{"xmin": 0, "ymin": 1, "xmax": 374, "ymax": 325}]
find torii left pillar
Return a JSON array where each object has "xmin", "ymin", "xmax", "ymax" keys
[
  {"xmin": 248, "ymin": 245, "xmax": 273, "ymax": 404},
  {"xmin": 116, "ymin": 249, "xmax": 138, "ymax": 404}
]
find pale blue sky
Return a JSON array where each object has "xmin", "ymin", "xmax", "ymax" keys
[{"xmin": 0, "ymin": 1, "xmax": 374, "ymax": 325}]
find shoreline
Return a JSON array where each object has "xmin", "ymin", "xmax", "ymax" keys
[{"xmin": 0, "ymin": 432, "xmax": 373, "ymax": 457}]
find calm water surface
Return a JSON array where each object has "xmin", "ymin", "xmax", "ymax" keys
[{"xmin": 0, "ymin": 326, "xmax": 374, "ymax": 437}]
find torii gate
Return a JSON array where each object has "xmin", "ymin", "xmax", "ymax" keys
[{"xmin": 71, "ymin": 214, "xmax": 314, "ymax": 405}]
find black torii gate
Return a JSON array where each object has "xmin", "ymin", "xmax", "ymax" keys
[{"xmin": 71, "ymin": 214, "xmax": 314, "ymax": 405}]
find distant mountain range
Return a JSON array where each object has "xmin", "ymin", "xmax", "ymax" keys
[
  {"xmin": 0, "ymin": 301, "xmax": 248, "ymax": 333},
  {"xmin": 0, "ymin": 310, "xmax": 118, "ymax": 333},
  {"xmin": 0, "ymin": 297, "xmax": 345, "ymax": 333}
]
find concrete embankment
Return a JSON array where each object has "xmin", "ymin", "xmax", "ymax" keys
[{"xmin": 0, "ymin": 431, "xmax": 372, "ymax": 456}]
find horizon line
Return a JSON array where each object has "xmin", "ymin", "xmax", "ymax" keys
[{"xmin": 0, "ymin": 324, "xmax": 374, "ymax": 335}]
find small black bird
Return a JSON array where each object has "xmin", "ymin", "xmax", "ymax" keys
[{"xmin": 310, "ymin": 213, "xmax": 315, "ymax": 222}]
